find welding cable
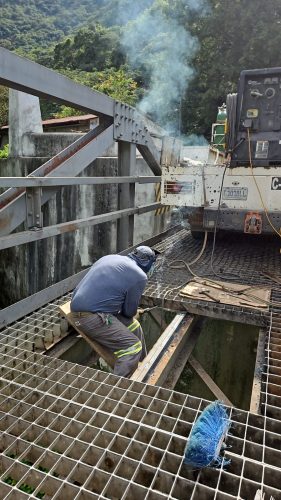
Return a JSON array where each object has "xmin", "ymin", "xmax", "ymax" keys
[
  {"xmin": 168, "ymin": 230, "xmax": 208, "ymax": 277},
  {"xmin": 164, "ymin": 231, "xmax": 209, "ymax": 308},
  {"xmin": 247, "ymin": 128, "xmax": 281, "ymax": 239},
  {"xmin": 158, "ymin": 238, "xmax": 209, "ymax": 314},
  {"xmin": 167, "ymin": 222, "xmax": 281, "ymax": 307}
]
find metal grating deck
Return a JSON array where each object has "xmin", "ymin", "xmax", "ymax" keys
[
  {"xmin": 143, "ymin": 228, "xmax": 281, "ymax": 326},
  {"xmin": 145, "ymin": 228, "xmax": 281, "ymax": 428},
  {"xmin": 0, "ymin": 228, "xmax": 281, "ymax": 498},
  {"xmin": 0, "ymin": 343, "xmax": 281, "ymax": 499}
]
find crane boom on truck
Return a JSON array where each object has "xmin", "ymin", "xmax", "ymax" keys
[{"xmin": 161, "ymin": 67, "xmax": 281, "ymax": 237}]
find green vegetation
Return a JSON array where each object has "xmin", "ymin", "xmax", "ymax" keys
[
  {"xmin": 185, "ymin": 0, "xmax": 281, "ymax": 136},
  {"xmin": 53, "ymin": 24, "xmax": 124, "ymax": 72},
  {"xmin": 0, "ymin": 0, "xmax": 106, "ymax": 52},
  {"xmin": 1, "ymin": 0, "xmax": 281, "ymax": 137},
  {"xmin": 0, "ymin": 86, "xmax": 8, "ymax": 127},
  {"xmin": 53, "ymin": 67, "xmax": 138, "ymax": 119},
  {"xmin": 4, "ymin": 476, "xmax": 45, "ymax": 497},
  {"xmin": 4, "ymin": 476, "xmax": 17, "ymax": 486},
  {"xmin": 0, "ymin": 144, "xmax": 9, "ymax": 159}
]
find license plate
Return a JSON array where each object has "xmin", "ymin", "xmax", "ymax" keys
[{"xmin": 222, "ymin": 187, "xmax": 248, "ymax": 200}]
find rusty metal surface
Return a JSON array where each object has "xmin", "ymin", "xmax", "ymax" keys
[
  {"xmin": 142, "ymin": 227, "xmax": 281, "ymax": 326},
  {"xmin": 0, "ymin": 121, "xmax": 112, "ymax": 205},
  {"xmin": 141, "ymin": 226, "xmax": 281, "ymax": 426}
]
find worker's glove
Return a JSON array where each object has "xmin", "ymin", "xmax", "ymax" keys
[{"xmin": 135, "ymin": 308, "xmax": 145, "ymax": 320}]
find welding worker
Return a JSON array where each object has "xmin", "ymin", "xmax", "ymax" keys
[{"xmin": 69, "ymin": 246, "xmax": 158, "ymax": 377}]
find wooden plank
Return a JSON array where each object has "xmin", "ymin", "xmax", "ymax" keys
[
  {"xmin": 164, "ymin": 320, "xmax": 203, "ymax": 389},
  {"xmin": 59, "ymin": 301, "xmax": 116, "ymax": 368},
  {"xmin": 188, "ymin": 355, "xmax": 233, "ymax": 406},
  {"xmin": 180, "ymin": 279, "xmax": 270, "ymax": 311},
  {"xmin": 131, "ymin": 313, "xmax": 195, "ymax": 384}
]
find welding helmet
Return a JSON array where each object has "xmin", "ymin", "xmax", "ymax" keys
[{"xmin": 128, "ymin": 245, "xmax": 158, "ymax": 274}]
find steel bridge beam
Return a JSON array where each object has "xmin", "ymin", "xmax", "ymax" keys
[
  {"xmin": 0, "ymin": 48, "xmax": 163, "ymax": 241},
  {"xmin": 0, "ymin": 124, "xmax": 114, "ymax": 236},
  {"xmin": 0, "ymin": 176, "xmax": 161, "ymax": 188},
  {"xmin": 131, "ymin": 313, "xmax": 195, "ymax": 384},
  {"xmin": 0, "ymin": 203, "xmax": 161, "ymax": 250},
  {"xmin": 117, "ymin": 142, "xmax": 136, "ymax": 251},
  {"xmin": 0, "ymin": 226, "xmax": 178, "ymax": 329},
  {"xmin": 0, "ymin": 47, "xmax": 114, "ymax": 118},
  {"xmin": 188, "ymin": 355, "xmax": 233, "ymax": 406}
]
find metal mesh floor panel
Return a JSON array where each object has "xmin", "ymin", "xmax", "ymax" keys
[
  {"xmin": 0, "ymin": 346, "xmax": 281, "ymax": 499},
  {"xmin": 0, "ymin": 228, "xmax": 281, "ymax": 498},
  {"xmin": 144, "ymin": 229, "xmax": 281, "ymax": 326}
]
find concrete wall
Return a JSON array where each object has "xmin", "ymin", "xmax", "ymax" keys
[
  {"xmin": 0, "ymin": 155, "xmax": 167, "ymax": 307},
  {"xmin": 0, "ymin": 90, "xmax": 167, "ymax": 307},
  {"xmin": 8, "ymin": 90, "xmax": 43, "ymax": 157}
]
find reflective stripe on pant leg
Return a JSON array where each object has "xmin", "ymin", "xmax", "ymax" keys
[
  {"xmin": 118, "ymin": 315, "xmax": 147, "ymax": 361},
  {"xmin": 127, "ymin": 319, "xmax": 140, "ymax": 333},
  {"xmin": 128, "ymin": 319, "xmax": 147, "ymax": 359},
  {"xmin": 114, "ymin": 340, "xmax": 142, "ymax": 358}
]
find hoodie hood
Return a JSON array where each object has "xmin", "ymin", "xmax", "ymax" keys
[{"xmin": 128, "ymin": 245, "xmax": 157, "ymax": 273}]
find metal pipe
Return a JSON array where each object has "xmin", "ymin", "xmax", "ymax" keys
[{"xmin": 0, "ymin": 176, "xmax": 161, "ymax": 188}]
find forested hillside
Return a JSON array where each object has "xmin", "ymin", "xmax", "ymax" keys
[
  {"xmin": 0, "ymin": 0, "xmax": 107, "ymax": 51},
  {"xmin": 1, "ymin": 0, "xmax": 281, "ymax": 138}
]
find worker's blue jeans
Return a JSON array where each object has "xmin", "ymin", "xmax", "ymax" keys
[{"xmin": 69, "ymin": 312, "xmax": 147, "ymax": 377}]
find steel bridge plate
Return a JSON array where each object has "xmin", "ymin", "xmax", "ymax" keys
[{"xmin": 143, "ymin": 228, "xmax": 281, "ymax": 326}]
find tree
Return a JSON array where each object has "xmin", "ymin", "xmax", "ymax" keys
[
  {"xmin": 53, "ymin": 24, "xmax": 125, "ymax": 72},
  {"xmin": 0, "ymin": 86, "xmax": 9, "ymax": 127},
  {"xmin": 184, "ymin": 0, "xmax": 281, "ymax": 137},
  {"xmin": 54, "ymin": 67, "xmax": 138, "ymax": 118}
]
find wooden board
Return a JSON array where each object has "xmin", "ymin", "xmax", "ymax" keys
[
  {"xmin": 189, "ymin": 355, "xmax": 233, "ymax": 406},
  {"xmin": 131, "ymin": 313, "xmax": 196, "ymax": 385},
  {"xmin": 59, "ymin": 301, "xmax": 116, "ymax": 368},
  {"xmin": 180, "ymin": 278, "xmax": 270, "ymax": 311}
]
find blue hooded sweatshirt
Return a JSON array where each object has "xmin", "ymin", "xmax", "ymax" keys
[{"xmin": 71, "ymin": 255, "xmax": 147, "ymax": 318}]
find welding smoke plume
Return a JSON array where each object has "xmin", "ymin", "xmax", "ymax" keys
[{"xmin": 118, "ymin": 0, "xmax": 207, "ymax": 130}]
